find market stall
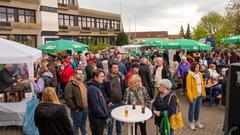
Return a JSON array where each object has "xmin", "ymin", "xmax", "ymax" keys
[{"xmin": 0, "ymin": 38, "xmax": 42, "ymax": 126}]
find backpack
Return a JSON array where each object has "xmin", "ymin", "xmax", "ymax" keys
[{"xmin": 41, "ymin": 75, "xmax": 54, "ymax": 88}]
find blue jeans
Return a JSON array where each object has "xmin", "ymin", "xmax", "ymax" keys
[
  {"xmin": 188, "ymin": 96, "xmax": 202, "ymax": 123},
  {"xmin": 71, "ymin": 108, "xmax": 88, "ymax": 135},
  {"xmin": 108, "ymin": 103, "xmax": 122, "ymax": 135},
  {"xmin": 170, "ymin": 130, "xmax": 174, "ymax": 135}
]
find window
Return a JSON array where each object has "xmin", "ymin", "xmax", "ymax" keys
[
  {"xmin": 58, "ymin": 0, "xmax": 75, "ymax": 6},
  {"xmin": 78, "ymin": 17, "xmax": 82, "ymax": 28},
  {"xmin": 100, "ymin": 19, "xmax": 104, "ymax": 28},
  {"xmin": 25, "ymin": 10, "xmax": 35, "ymax": 23},
  {"xmin": 0, "ymin": 35, "xmax": 36, "ymax": 47},
  {"xmin": 18, "ymin": 9, "xmax": 25, "ymax": 23},
  {"xmin": 64, "ymin": 15, "xmax": 69, "ymax": 26},
  {"xmin": 91, "ymin": 18, "xmax": 95, "ymax": 28},
  {"xmin": 58, "ymin": 14, "xmax": 64, "ymax": 26},
  {"xmin": 7, "ymin": 8, "xmax": 14, "ymax": 22},
  {"xmin": 69, "ymin": 15, "xmax": 74, "ymax": 26},
  {"xmin": 96, "ymin": 18, "xmax": 100, "ymax": 28},
  {"xmin": 87, "ymin": 17, "xmax": 91, "ymax": 28},
  {"xmin": 0, "ymin": 7, "xmax": 6, "ymax": 22},
  {"xmin": 82, "ymin": 17, "xmax": 86, "ymax": 28}
]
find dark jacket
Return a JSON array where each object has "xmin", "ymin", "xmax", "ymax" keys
[
  {"xmin": 87, "ymin": 80, "xmax": 108, "ymax": 120},
  {"xmin": 221, "ymin": 76, "xmax": 227, "ymax": 106},
  {"xmin": 153, "ymin": 65, "xmax": 171, "ymax": 80},
  {"xmin": 103, "ymin": 73, "xmax": 126, "ymax": 103},
  {"xmin": 139, "ymin": 63, "xmax": 152, "ymax": 91},
  {"xmin": 0, "ymin": 68, "xmax": 15, "ymax": 92},
  {"xmin": 34, "ymin": 103, "xmax": 72, "ymax": 135},
  {"xmin": 152, "ymin": 91, "xmax": 178, "ymax": 126},
  {"xmin": 64, "ymin": 80, "xmax": 86, "ymax": 111}
]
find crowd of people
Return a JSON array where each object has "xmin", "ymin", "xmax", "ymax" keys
[{"xmin": 0, "ymin": 47, "xmax": 240, "ymax": 135}]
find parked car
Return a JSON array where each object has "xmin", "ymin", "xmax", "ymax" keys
[{"xmin": 119, "ymin": 44, "xmax": 155, "ymax": 54}]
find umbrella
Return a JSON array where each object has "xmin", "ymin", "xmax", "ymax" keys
[
  {"xmin": 166, "ymin": 39, "xmax": 212, "ymax": 50},
  {"xmin": 221, "ymin": 35, "xmax": 240, "ymax": 44},
  {"xmin": 140, "ymin": 38, "xmax": 169, "ymax": 46},
  {"xmin": 38, "ymin": 39, "xmax": 88, "ymax": 54}
]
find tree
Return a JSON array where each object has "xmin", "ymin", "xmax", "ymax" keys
[
  {"xmin": 116, "ymin": 32, "xmax": 129, "ymax": 46},
  {"xmin": 179, "ymin": 25, "xmax": 185, "ymax": 38},
  {"xmin": 200, "ymin": 11, "xmax": 223, "ymax": 36},
  {"xmin": 192, "ymin": 23, "xmax": 208, "ymax": 40},
  {"xmin": 226, "ymin": 0, "xmax": 240, "ymax": 35},
  {"xmin": 185, "ymin": 23, "xmax": 191, "ymax": 39},
  {"xmin": 89, "ymin": 42, "xmax": 110, "ymax": 54}
]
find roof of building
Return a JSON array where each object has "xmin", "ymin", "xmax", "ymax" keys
[
  {"xmin": 168, "ymin": 34, "xmax": 181, "ymax": 39},
  {"xmin": 79, "ymin": 8, "xmax": 121, "ymax": 20},
  {"xmin": 127, "ymin": 31, "xmax": 169, "ymax": 39}
]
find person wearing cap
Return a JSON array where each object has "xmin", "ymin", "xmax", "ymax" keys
[
  {"xmin": 152, "ymin": 79, "xmax": 178, "ymax": 135},
  {"xmin": 59, "ymin": 59, "xmax": 74, "ymax": 97},
  {"xmin": 125, "ymin": 62, "xmax": 139, "ymax": 86}
]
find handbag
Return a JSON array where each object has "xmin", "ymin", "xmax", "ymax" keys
[
  {"xmin": 23, "ymin": 95, "xmax": 39, "ymax": 135},
  {"xmin": 159, "ymin": 111, "xmax": 171, "ymax": 135},
  {"xmin": 168, "ymin": 94, "xmax": 184, "ymax": 130}
]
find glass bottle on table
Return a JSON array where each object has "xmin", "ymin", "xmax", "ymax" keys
[{"xmin": 124, "ymin": 105, "xmax": 128, "ymax": 117}]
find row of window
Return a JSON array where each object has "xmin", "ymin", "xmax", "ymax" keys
[
  {"xmin": 0, "ymin": 7, "xmax": 35, "ymax": 23},
  {"xmin": 58, "ymin": 0, "xmax": 76, "ymax": 6},
  {"xmin": 58, "ymin": 14, "xmax": 121, "ymax": 30},
  {"xmin": 0, "ymin": 35, "xmax": 37, "ymax": 47},
  {"xmin": 60, "ymin": 36, "xmax": 117, "ymax": 45}
]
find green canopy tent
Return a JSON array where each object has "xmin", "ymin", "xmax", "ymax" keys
[
  {"xmin": 221, "ymin": 35, "xmax": 240, "ymax": 44},
  {"xmin": 140, "ymin": 38, "xmax": 168, "ymax": 45},
  {"xmin": 38, "ymin": 39, "xmax": 88, "ymax": 54},
  {"xmin": 162, "ymin": 39, "xmax": 212, "ymax": 50}
]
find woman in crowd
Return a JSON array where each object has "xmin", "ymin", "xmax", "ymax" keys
[
  {"xmin": 206, "ymin": 64, "xmax": 222, "ymax": 100},
  {"xmin": 123, "ymin": 74, "xmax": 151, "ymax": 135},
  {"xmin": 152, "ymin": 79, "xmax": 178, "ymax": 135},
  {"xmin": 186, "ymin": 62, "xmax": 206, "ymax": 130},
  {"xmin": 35, "ymin": 87, "xmax": 72, "ymax": 135}
]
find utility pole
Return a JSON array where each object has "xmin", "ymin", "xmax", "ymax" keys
[{"xmin": 134, "ymin": 14, "xmax": 136, "ymax": 44}]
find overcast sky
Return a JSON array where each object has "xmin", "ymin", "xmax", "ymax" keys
[{"xmin": 79, "ymin": 0, "xmax": 229, "ymax": 34}]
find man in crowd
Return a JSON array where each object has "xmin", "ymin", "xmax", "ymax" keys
[
  {"xmin": 104, "ymin": 62, "xmax": 126, "ymax": 135},
  {"xmin": 87, "ymin": 69, "xmax": 108, "ymax": 135},
  {"xmin": 139, "ymin": 57, "xmax": 153, "ymax": 99},
  {"xmin": 177, "ymin": 56, "xmax": 191, "ymax": 95},
  {"xmin": 59, "ymin": 59, "xmax": 74, "ymax": 97},
  {"xmin": 65, "ymin": 69, "xmax": 88, "ymax": 135},
  {"xmin": 0, "ymin": 64, "xmax": 16, "ymax": 92},
  {"xmin": 153, "ymin": 57, "xmax": 171, "ymax": 97},
  {"xmin": 116, "ymin": 54, "xmax": 127, "ymax": 76}
]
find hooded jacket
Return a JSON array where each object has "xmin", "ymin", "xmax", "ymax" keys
[
  {"xmin": 186, "ymin": 71, "xmax": 206, "ymax": 102},
  {"xmin": 34, "ymin": 103, "xmax": 72, "ymax": 135},
  {"xmin": 33, "ymin": 71, "xmax": 53, "ymax": 93},
  {"xmin": 87, "ymin": 80, "xmax": 108, "ymax": 120}
]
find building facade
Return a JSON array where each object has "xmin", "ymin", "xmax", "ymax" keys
[
  {"xmin": 0, "ymin": 0, "xmax": 123, "ymax": 47},
  {"xmin": 127, "ymin": 31, "xmax": 169, "ymax": 44}
]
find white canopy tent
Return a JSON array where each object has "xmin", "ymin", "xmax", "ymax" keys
[{"xmin": 0, "ymin": 38, "xmax": 42, "ymax": 78}]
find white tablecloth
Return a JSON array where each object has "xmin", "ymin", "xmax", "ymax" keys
[
  {"xmin": 0, "ymin": 98, "xmax": 31, "ymax": 126},
  {"xmin": 111, "ymin": 105, "xmax": 152, "ymax": 123}
]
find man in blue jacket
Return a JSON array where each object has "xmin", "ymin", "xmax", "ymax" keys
[{"xmin": 87, "ymin": 69, "xmax": 108, "ymax": 135}]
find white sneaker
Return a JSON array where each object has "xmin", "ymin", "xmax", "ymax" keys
[
  {"xmin": 195, "ymin": 121, "xmax": 204, "ymax": 129},
  {"xmin": 189, "ymin": 123, "xmax": 196, "ymax": 130}
]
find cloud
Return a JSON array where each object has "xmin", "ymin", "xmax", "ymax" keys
[{"xmin": 79, "ymin": 0, "xmax": 228, "ymax": 34}]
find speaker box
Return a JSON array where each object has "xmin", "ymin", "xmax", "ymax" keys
[{"xmin": 225, "ymin": 63, "xmax": 240, "ymax": 135}]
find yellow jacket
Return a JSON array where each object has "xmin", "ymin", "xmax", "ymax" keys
[{"xmin": 186, "ymin": 71, "xmax": 206, "ymax": 102}]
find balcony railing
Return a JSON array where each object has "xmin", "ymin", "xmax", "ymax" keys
[
  {"xmin": 0, "ymin": 22, "xmax": 12, "ymax": 30},
  {"xmin": 58, "ymin": 3, "xmax": 78, "ymax": 10}
]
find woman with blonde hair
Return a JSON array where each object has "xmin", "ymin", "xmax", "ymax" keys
[
  {"xmin": 34, "ymin": 87, "xmax": 72, "ymax": 135},
  {"xmin": 123, "ymin": 74, "xmax": 151, "ymax": 135}
]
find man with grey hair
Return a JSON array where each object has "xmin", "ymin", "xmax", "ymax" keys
[
  {"xmin": 0, "ymin": 64, "xmax": 16, "ymax": 92},
  {"xmin": 177, "ymin": 56, "xmax": 190, "ymax": 95},
  {"xmin": 139, "ymin": 57, "xmax": 153, "ymax": 98},
  {"xmin": 153, "ymin": 57, "xmax": 171, "ymax": 97}
]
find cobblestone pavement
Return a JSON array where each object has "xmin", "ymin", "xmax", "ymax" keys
[{"xmin": 119, "ymin": 95, "xmax": 225, "ymax": 135}]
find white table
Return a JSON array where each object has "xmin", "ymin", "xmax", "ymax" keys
[{"xmin": 111, "ymin": 105, "xmax": 152, "ymax": 135}]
